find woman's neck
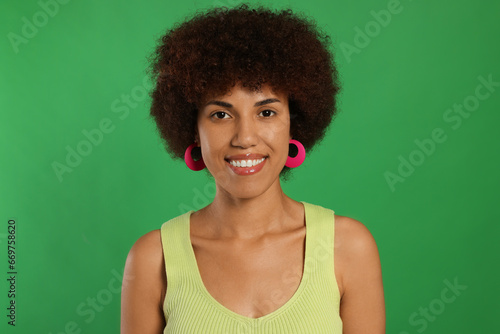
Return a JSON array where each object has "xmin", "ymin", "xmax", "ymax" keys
[{"xmin": 193, "ymin": 182, "xmax": 302, "ymax": 240}]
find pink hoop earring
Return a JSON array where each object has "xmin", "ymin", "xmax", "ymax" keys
[
  {"xmin": 184, "ymin": 143, "xmax": 206, "ymax": 171},
  {"xmin": 286, "ymin": 139, "xmax": 306, "ymax": 168}
]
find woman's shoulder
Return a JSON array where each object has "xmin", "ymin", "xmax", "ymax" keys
[
  {"xmin": 306, "ymin": 202, "xmax": 381, "ymax": 275},
  {"xmin": 333, "ymin": 214, "xmax": 379, "ymax": 252},
  {"xmin": 122, "ymin": 230, "xmax": 167, "ymax": 331},
  {"xmin": 333, "ymin": 213, "xmax": 383, "ymax": 299},
  {"xmin": 127, "ymin": 229, "xmax": 163, "ymax": 260},
  {"xmin": 123, "ymin": 229, "xmax": 166, "ymax": 299},
  {"xmin": 127, "ymin": 209, "xmax": 195, "ymax": 259},
  {"xmin": 125, "ymin": 229, "xmax": 164, "ymax": 277},
  {"xmin": 307, "ymin": 201, "xmax": 378, "ymax": 248}
]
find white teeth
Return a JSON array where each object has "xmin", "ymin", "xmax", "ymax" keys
[{"xmin": 229, "ymin": 157, "xmax": 266, "ymax": 168}]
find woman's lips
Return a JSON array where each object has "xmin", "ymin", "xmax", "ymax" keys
[
  {"xmin": 225, "ymin": 157, "xmax": 267, "ymax": 176},
  {"xmin": 225, "ymin": 153, "xmax": 267, "ymax": 160}
]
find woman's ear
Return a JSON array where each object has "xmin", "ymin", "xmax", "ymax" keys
[
  {"xmin": 194, "ymin": 109, "xmax": 201, "ymax": 144},
  {"xmin": 194, "ymin": 129, "xmax": 200, "ymax": 145}
]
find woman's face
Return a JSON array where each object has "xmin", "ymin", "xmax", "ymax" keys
[{"xmin": 196, "ymin": 83, "xmax": 291, "ymax": 199}]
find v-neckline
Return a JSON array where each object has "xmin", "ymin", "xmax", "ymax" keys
[{"xmin": 184, "ymin": 201, "xmax": 311, "ymax": 322}]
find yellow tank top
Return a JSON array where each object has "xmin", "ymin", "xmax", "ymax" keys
[{"xmin": 159, "ymin": 201, "xmax": 343, "ymax": 333}]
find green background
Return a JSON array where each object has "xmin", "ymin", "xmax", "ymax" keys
[{"xmin": 1, "ymin": 0, "xmax": 499, "ymax": 332}]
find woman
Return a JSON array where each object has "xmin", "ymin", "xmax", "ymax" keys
[{"xmin": 121, "ymin": 4, "xmax": 385, "ymax": 333}]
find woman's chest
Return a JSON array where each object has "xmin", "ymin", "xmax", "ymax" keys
[{"xmin": 191, "ymin": 229, "xmax": 307, "ymax": 319}]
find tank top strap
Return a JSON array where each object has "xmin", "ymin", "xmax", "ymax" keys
[
  {"xmin": 160, "ymin": 210, "xmax": 196, "ymax": 294},
  {"xmin": 300, "ymin": 201, "xmax": 338, "ymax": 302}
]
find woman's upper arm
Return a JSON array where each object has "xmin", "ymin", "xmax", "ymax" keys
[
  {"xmin": 338, "ymin": 217, "xmax": 386, "ymax": 333},
  {"xmin": 121, "ymin": 229, "xmax": 166, "ymax": 334}
]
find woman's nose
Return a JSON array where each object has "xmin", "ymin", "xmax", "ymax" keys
[{"xmin": 231, "ymin": 116, "xmax": 259, "ymax": 148}]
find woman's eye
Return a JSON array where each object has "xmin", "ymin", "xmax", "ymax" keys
[
  {"xmin": 260, "ymin": 109, "xmax": 276, "ymax": 117},
  {"xmin": 212, "ymin": 111, "xmax": 230, "ymax": 119}
]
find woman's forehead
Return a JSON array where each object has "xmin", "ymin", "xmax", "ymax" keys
[{"xmin": 200, "ymin": 82, "xmax": 288, "ymax": 103}]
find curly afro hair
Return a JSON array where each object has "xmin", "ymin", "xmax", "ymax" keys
[{"xmin": 148, "ymin": 3, "xmax": 341, "ymax": 181}]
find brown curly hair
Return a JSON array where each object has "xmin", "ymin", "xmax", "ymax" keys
[{"xmin": 147, "ymin": 3, "xmax": 341, "ymax": 181}]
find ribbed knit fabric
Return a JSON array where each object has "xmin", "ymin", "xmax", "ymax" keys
[{"xmin": 160, "ymin": 201, "xmax": 343, "ymax": 333}]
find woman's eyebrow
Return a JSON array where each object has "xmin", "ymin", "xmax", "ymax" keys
[
  {"xmin": 254, "ymin": 98, "xmax": 281, "ymax": 107},
  {"xmin": 205, "ymin": 100, "xmax": 232, "ymax": 108},
  {"xmin": 204, "ymin": 98, "xmax": 281, "ymax": 108}
]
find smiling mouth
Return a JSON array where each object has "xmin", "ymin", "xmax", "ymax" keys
[{"xmin": 225, "ymin": 157, "xmax": 268, "ymax": 168}]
